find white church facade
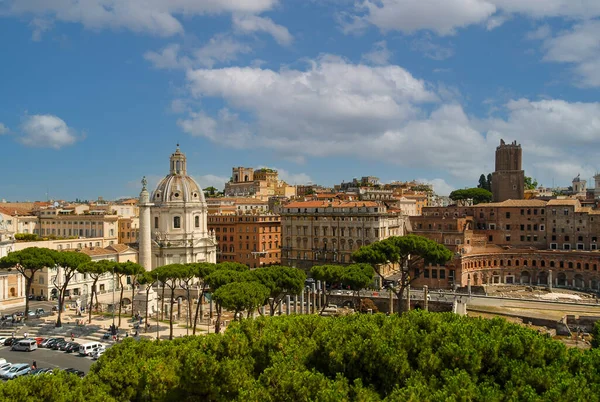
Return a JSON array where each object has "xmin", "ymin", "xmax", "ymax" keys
[{"xmin": 138, "ymin": 146, "xmax": 217, "ymax": 270}]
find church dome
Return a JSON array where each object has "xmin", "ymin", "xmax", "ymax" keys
[{"xmin": 151, "ymin": 146, "xmax": 206, "ymax": 205}]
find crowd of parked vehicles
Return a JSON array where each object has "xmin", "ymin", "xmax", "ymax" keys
[{"xmin": 0, "ymin": 358, "xmax": 84, "ymax": 380}]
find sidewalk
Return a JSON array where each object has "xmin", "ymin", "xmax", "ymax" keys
[{"xmin": 7, "ymin": 311, "xmax": 215, "ymax": 344}]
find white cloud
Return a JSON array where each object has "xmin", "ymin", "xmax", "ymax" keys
[
  {"xmin": 361, "ymin": 41, "xmax": 392, "ymax": 65},
  {"xmin": 345, "ymin": 0, "xmax": 600, "ymax": 37},
  {"xmin": 267, "ymin": 168, "xmax": 312, "ymax": 185},
  {"xmin": 196, "ymin": 174, "xmax": 229, "ymax": 191},
  {"xmin": 540, "ymin": 20, "xmax": 600, "ymax": 87},
  {"xmin": 410, "ymin": 34, "xmax": 454, "ymax": 60},
  {"xmin": 417, "ymin": 178, "xmax": 455, "ymax": 196},
  {"xmin": 19, "ymin": 114, "xmax": 79, "ymax": 149},
  {"xmin": 525, "ymin": 24, "xmax": 551, "ymax": 41},
  {"xmin": 232, "ymin": 14, "xmax": 293, "ymax": 46},
  {"xmin": 355, "ymin": 0, "xmax": 497, "ymax": 36},
  {"xmin": 144, "ymin": 35, "xmax": 252, "ymax": 70},
  {"xmin": 6, "ymin": 0, "xmax": 279, "ymax": 38},
  {"xmin": 144, "ymin": 44, "xmax": 191, "ymax": 70},
  {"xmin": 0, "ymin": 123, "xmax": 9, "ymax": 135},
  {"xmin": 178, "ymin": 108, "xmax": 254, "ymax": 148},
  {"xmin": 193, "ymin": 34, "xmax": 253, "ymax": 68}
]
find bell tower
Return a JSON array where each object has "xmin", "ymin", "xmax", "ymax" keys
[{"xmin": 491, "ymin": 139, "xmax": 524, "ymax": 202}]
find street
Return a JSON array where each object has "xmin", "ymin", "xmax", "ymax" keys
[{"xmin": 0, "ymin": 345, "xmax": 94, "ymax": 374}]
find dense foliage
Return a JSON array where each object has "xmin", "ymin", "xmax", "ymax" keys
[
  {"xmin": 3, "ymin": 312, "xmax": 600, "ymax": 401},
  {"xmin": 449, "ymin": 188, "xmax": 493, "ymax": 204}
]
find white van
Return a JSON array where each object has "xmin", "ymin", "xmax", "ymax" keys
[
  {"xmin": 12, "ymin": 339, "xmax": 38, "ymax": 352},
  {"xmin": 79, "ymin": 342, "xmax": 102, "ymax": 356}
]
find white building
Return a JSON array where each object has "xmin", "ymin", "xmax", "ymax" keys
[{"xmin": 139, "ymin": 146, "xmax": 217, "ymax": 270}]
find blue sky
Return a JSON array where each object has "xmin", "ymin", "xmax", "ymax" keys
[{"xmin": 1, "ymin": 0, "xmax": 599, "ymax": 201}]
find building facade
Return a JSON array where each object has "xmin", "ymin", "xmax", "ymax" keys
[
  {"xmin": 139, "ymin": 146, "xmax": 217, "ymax": 269},
  {"xmin": 280, "ymin": 201, "xmax": 409, "ymax": 270},
  {"xmin": 208, "ymin": 213, "xmax": 281, "ymax": 267}
]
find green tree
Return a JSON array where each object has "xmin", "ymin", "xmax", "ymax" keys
[
  {"xmin": 352, "ymin": 235, "xmax": 453, "ymax": 313},
  {"xmin": 177, "ymin": 264, "xmax": 196, "ymax": 333},
  {"xmin": 79, "ymin": 259, "xmax": 112, "ymax": 324},
  {"xmin": 477, "ymin": 174, "xmax": 487, "ymax": 190},
  {"xmin": 52, "ymin": 251, "xmax": 91, "ymax": 327},
  {"xmin": 486, "ymin": 173, "xmax": 492, "ymax": 191},
  {"xmin": 191, "ymin": 262, "xmax": 217, "ymax": 335},
  {"xmin": 0, "ymin": 247, "xmax": 58, "ymax": 319},
  {"xmin": 525, "ymin": 176, "xmax": 538, "ymax": 190},
  {"xmin": 136, "ymin": 270, "xmax": 157, "ymax": 333},
  {"xmin": 154, "ymin": 264, "xmax": 188, "ymax": 340},
  {"xmin": 205, "ymin": 267, "xmax": 252, "ymax": 333},
  {"xmin": 449, "ymin": 188, "xmax": 493, "ymax": 204},
  {"xmin": 213, "ymin": 281, "xmax": 270, "ymax": 321},
  {"xmin": 114, "ymin": 261, "xmax": 144, "ymax": 328},
  {"xmin": 203, "ymin": 186, "xmax": 219, "ymax": 197},
  {"xmin": 341, "ymin": 263, "xmax": 375, "ymax": 308},
  {"xmin": 127, "ymin": 263, "xmax": 145, "ymax": 318},
  {"xmin": 311, "ymin": 264, "xmax": 345, "ymax": 312},
  {"xmin": 250, "ymin": 266, "xmax": 305, "ymax": 316}
]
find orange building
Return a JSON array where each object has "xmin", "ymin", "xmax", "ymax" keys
[{"xmin": 208, "ymin": 214, "xmax": 281, "ymax": 268}]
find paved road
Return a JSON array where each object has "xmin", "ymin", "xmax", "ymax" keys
[{"xmin": 0, "ymin": 345, "xmax": 95, "ymax": 374}]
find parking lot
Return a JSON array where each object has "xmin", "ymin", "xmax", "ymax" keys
[{"xmin": 0, "ymin": 344, "xmax": 95, "ymax": 375}]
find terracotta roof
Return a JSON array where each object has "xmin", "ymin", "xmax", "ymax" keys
[
  {"xmin": 285, "ymin": 201, "xmax": 380, "ymax": 208},
  {"xmin": 546, "ymin": 199, "xmax": 580, "ymax": 206},
  {"xmin": 0, "ymin": 206, "xmax": 34, "ymax": 216},
  {"xmin": 106, "ymin": 244, "xmax": 132, "ymax": 253},
  {"xmin": 119, "ymin": 199, "xmax": 138, "ymax": 205},
  {"xmin": 79, "ymin": 247, "xmax": 115, "ymax": 256},
  {"xmin": 476, "ymin": 199, "xmax": 547, "ymax": 207}
]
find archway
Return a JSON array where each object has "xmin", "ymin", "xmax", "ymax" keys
[
  {"xmin": 537, "ymin": 271, "xmax": 548, "ymax": 285},
  {"xmin": 557, "ymin": 272, "xmax": 567, "ymax": 287},
  {"xmin": 592, "ymin": 279, "xmax": 599, "ymax": 291},
  {"xmin": 492, "ymin": 271, "xmax": 501, "ymax": 284},
  {"xmin": 520, "ymin": 271, "xmax": 531, "ymax": 285},
  {"xmin": 9, "ymin": 287, "xmax": 16, "ymax": 297},
  {"xmin": 574, "ymin": 274, "xmax": 584, "ymax": 289}
]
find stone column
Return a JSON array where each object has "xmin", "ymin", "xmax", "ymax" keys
[
  {"xmin": 467, "ymin": 274, "xmax": 472, "ymax": 295},
  {"xmin": 312, "ymin": 283, "xmax": 317, "ymax": 314},
  {"xmin": 138, "ymin": 178, "xmax": 154, "ymax": 272},
  {"xmin": 278, "ymin": 300, "xmax": 283, "ymax": 315},
  {"xmin": 423, "ymin": 285, "xmax": 429, "ymax": 311},
  {"xmin": 209, "ymin": 299, "xmax": 213, "ymax": 319},
  {"xmin": 548, "ymin": 270, "xmax": 553, "ymax": 291},
  {"xmin": 292, "ymin": 295, "xmax": 297, "ymax": 314},
  {"xmin": 261, "ymin": 305, "xmax": 266, "ymax": 316},
  {"xmin": 300, "ymin": 291, "xmax": 305, "ymax": 315},
  {"xmin": 305, "ymin": 289, "xmax": 310, "ymax": 314},
  {"xmin": 316, "ymin": 281, "xmax": 322, "ymax": 310},
  {"xmin": 405, "ymin": 284, "xmax": 411, "ymax": 312},
  {"xmin": 285, "ymin": 295, "xmax": 291, "ymax": 315},
  {"xmin": 389, "ymin": 289, "xmax": 394, "ymax": 314}
]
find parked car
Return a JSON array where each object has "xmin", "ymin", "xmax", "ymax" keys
[
  {"xmin": 35, "ymin": 308, "xmax": 46, "ymax": 316},
  {"xmin": 0, "ymin": 338, "xmax": 8, "ymax": 344},
  {"xmin": 28, "ymin": 295, "xmax": 35, "ymax": 300},
  {"xmin": 102, "ymin": 332, "xmax": 112, "ymax": 340},
  {"xmin": 0, "ymin": 359, "xmax": 6, "ymax": 365},
  {"xmin": 11, "ymin": 339, "xmax": 38, "ymax": 352},
  {"xmin": 34, "ymin": 337, "xmax": 45, "ymax": 346},
  {"xmin": 3, "ymin": 337, "xmax": 19, "ymax": 346},
  {"xmin": 40, "ymin": 338, "xmax": 55, "ymax": 348},
  {"xmin": 27, "ymin": 310, "xmax": 36, "ymax": 317},
  {"xmin": 92, "ymin": 350, "xmax": 104, "ymax": 360},
  {"xmin": 45, "ymin": 338, "xmax": 65, "ymax": 348},
  {"xmin": 35, "ymin": 295, "xmax": 47, "ymax": 301},
  {"xmin": 29, "ymin": 368, "xmax": 53, "ymax": 376},
  {"xmin": 52, "ymin": 340, "xmax": 68, "ymax": 350},
  {"xmin": 0, "ymin": 363, "xmax": 14, "ymax": 377},
  {"xmin": 59, "ymin": 341, "xmax": 73, "ymax": 351},
  {"xmin": 63, "ymin": 368, "xmax": 85, "ymax": 378},
  {"xmin": 2, "ymin": 363, "xmax": 32, "ymax": 379},
  {"xmin": 64, "ymin": 342, "xmax": 80, "ymax": 353}
]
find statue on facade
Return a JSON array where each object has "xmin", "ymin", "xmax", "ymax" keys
[{"xmin": 141, "ymin": 176, "xmax": 148, "ymax": 191}]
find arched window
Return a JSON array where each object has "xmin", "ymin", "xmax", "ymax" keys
[
  {"xmin": 195, "ymin": 216, "xmax": 200, "ymax": 228},
  {"xmin": 173, "ymin": 216, "xmax": 181, "ymax": 229},
  {"xmin": 154, "ymin": 217, "xmax": 159, "ymax": 229},
  {"xmin": 176, "ymin": 160, "xmax": 181, "ymax": 172}
]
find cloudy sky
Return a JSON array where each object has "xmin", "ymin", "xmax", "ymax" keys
[{"xmin": 1, "ymin": 0, "xmax": 599, "ymax": 201}]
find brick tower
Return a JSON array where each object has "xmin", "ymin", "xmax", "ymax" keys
[{"xmin": 491, "ymin": 139, "xmax": 524, "ymax": 202}]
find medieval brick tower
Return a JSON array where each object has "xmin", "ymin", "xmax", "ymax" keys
[{"xmin": 491, "ymin": 139, "xmax": 524, "ymax": 202}]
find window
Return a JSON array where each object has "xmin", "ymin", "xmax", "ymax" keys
[
  {"xmin": 154, "ymin": 217, "xmax": 159, "ymax": 229},
  {"xmin": 440, "ymin": 270, "xmax": 446, "ymax": 279},
  {"xmin": 505, "ymin": 212, "xmax": 511, "ymax": 219},
  {"xmin": 195, "ymin": 216, "xmax": 200, "ymax": 228},
  {"xmin": 505, "ymin": 224, "xmax": 511, "ymax": 230},
  {"xmin": 505, "ymin": 235, "xmax": 511, "ymax": 242},
  {"xmin": 520, "ymin": 209, "xmax": 524, "ymax": 215},
  {"xmin": 488, "ymin": 235, "xmax": 493, "ymax": 242},
  {"xmin": 432, "ymin": 269, "xmax": 438, "ymax": 279},
  {"xmin": 564, "ymin": 209, "xmax": 569, "ymax": 216},
  {"xmin": 424, "ymin": 269, "xmax": 430, "ymax": 278},
  {"xmin": 174, "ymin": 216, "xmax": 181, "ymax": 229},
  {"xmin": 565, "ymin": 235, "xmax": 570, "ymax": 241}
]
